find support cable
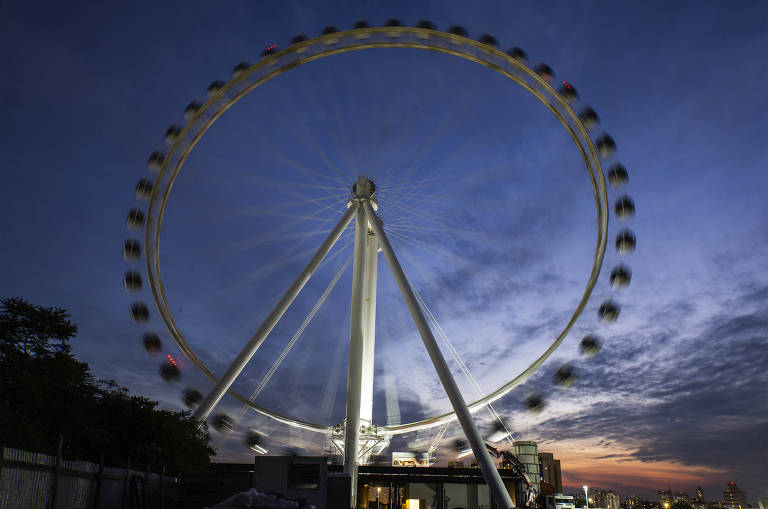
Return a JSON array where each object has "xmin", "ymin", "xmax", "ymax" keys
[
  {"xmin": 245, "ymin": 254, "xmax": 352, "ymax": 405},
  {"xmin": 192, "ymin": 202, "xmax": 359, "ymax": 422},
  {"xmin": 409, "ymin": 280, "xmax": 516, "ymax": 449},
  {"xmin": 218, "ymin": 255, "xmax": 353, "ymax": 448}
]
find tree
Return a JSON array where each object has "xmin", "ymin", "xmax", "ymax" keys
[
  {"xmin": 0, "ymin": 297, "xmax": 215, "ymax": 472},
  {"xmin": 0, "ymin": 297, "xmax": 78, "ymax": 357}
]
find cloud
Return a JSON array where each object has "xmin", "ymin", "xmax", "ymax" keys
[{"xmin": 472, "ymin": 274, "xmax": 768, "ymax": 499}]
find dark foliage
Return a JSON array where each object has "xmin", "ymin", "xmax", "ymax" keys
[
  {"xmin": 0, "ymin": 297, "xmax": 215, "ymax": 472},
  {"xmin": 0, "ymin": 297, "xmax": 78, "ymax": 356}
]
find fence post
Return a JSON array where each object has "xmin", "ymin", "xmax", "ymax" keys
[
  {"xmin": 143, "ymin": 463, "xmax": 150, "ymax": 509},
  {"xmin": 160, "ymin": 465, "xmax": 166, "ymax": 509},
  {"xmin": 122, "ymin": 456, "xmax": 132, "ymax": 509},
  {"xmin": 93, "ymin": 451, "xmax": 104, "ymax": 509},
  {"xmin": 50, "ymin": 434, "xmax": 64, "ymax": 509}
]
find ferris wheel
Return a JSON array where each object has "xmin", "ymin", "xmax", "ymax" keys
[{"xmin": 121, "ymin": 20, "xmax": 636, "ymax": 509}]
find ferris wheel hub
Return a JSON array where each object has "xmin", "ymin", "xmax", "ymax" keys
[
  {"xmin": 349, "ymin": 175, "xmax": 378, "ymax": 211},
  {"xmin": 351, "ymin": 175, "xmax": 375, "ymax": 199}
]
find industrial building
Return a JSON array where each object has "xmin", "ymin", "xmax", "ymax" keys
[{"xmin": 537, "ymin": 452, "xmax": 562, "ymax": 494}]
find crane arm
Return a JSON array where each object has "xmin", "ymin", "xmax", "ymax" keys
[{"xmin": 485, "ymin": 443, "xmax": 537, "ymax": 508}]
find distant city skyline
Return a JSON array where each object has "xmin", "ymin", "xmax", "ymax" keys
[{"xmin": 560, "ymin": 480, "xmax": 758, "ymax": 506}]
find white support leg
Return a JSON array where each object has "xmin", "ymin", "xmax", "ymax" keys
[
  {"xmin": 362, "ymin": 200, "xmax": 515, "ymax": 509},
  {"xmin": 360, "ymin": 229, "xmax": 378, "ymax": 425},
  {"xmin": 344, "ymin": 205, "xmax": 367, "ymax": 509},
  {"xmin": 193, "ymin": 202, "xmax": 360, "ymax": 422}
]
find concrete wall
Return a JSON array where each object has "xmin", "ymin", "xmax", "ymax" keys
[{"xmin": 253, "ymin": 456, "xmax": 327, "ymax": 508}]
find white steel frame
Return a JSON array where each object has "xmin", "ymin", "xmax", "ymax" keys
[{"xmin": 192, "ymin": 176, "xmax": 515, "ymax": 509}]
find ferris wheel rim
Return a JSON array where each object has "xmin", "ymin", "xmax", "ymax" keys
[{"xmin": 142, "ymin": 26, "xmax": 609, "ymax": 434}]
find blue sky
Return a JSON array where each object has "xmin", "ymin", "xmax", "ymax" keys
[{"xmin": 1, "ymin": 0, "xmax": 767, "ymax": 502}]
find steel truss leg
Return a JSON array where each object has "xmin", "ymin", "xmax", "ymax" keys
[
  {"xmin": 193, "ymin": 202, "xmax": 360, "ymax": 422},
  {"xmin": 362, "ymin": 200, "xmax": 515, "ymax": 509},
  {"xmin": 344, "ymin": 205, "xmax": 367, "ymax": 509}
]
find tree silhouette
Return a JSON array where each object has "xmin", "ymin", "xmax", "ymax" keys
[
  {"xmin": 0, "ymin": 297, "xmax": 78, "ymax": 357},
  {"xmin": 0, "ymin": 297, "xmax": 215, "ymax": 472}
]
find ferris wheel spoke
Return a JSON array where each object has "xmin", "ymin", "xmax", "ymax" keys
[
  {"xmin": 192, "ymin": 202, "xmax": 360, "ymax": 422},
  {"xmin": 239, "ymin": 229, "xmax": 353, "ymax": 288},
  {"xmin": 248, "ymin": 180, "xmax": 347, "ymax": 211},
  {"xmin": 235, "ymin": 207, "xmax": 346, "ymax": 225},
  {"xmin": 224, "ymin": 196, "xmax": 352, "ymax": 259},
  {"xmin": 254, "ymin": 102, "xmax": 349, "ymax": 186},
  {"xmin": 381, "ymin": 200, "xmax": 495, "ymax": 240},
  {"xmin": 244, "ymin": 174, "xmax": 348, "ymax": 204},
  {"xmin": 222, "ymin": 226, "xmax": 343, "ymax": 259},
  {"xmin": 362, "ymin": 80, "xmax": 391, "ymax": 177},
  {"xmin": 205, "ymin": 230, "xmax": 353, "ymax": 338},
  {"xmin": 264, "ymin": 193, "xmax": 349, "ymax": 221},
  {"xmin": 377, "ymin": 88, "xmax": 475, "ymax": 187},
  {"xmin": 380, "ymin": 191, "xmax": 451, "ymax": 211},
  {"xmin": 249, "ymin": 175, "xmax": 347, "ymax": 193},
  {"xmin": 203, "ymin": 107, "xmax": 350, "ymax": 191},
  {"xmin": 381, "ymin": 108, "xmax": 482, "ymax": 194},
  {"xmin": 385, "ymin": 222, "xmax": 494, "ymax": 245},
  {"xmin": 232, "ymin": 184, "xmax": 347, "ymax": 213},
  {"xmin": 386, "ymin": 229, "xmax": 486, "ymax": 276},
  {"xmin": 325, "ymin": 80, "xmax": 360, "ymax": 176},
  {"xmin": 294, "ymin": 76, "xmax": 358, "ymax": 181},
  {"xmin": 267, "ymin": 147, "xmax": 350, "ymax": 188},
  {"xmin": 379, "ymin": 183, "xmax": 466, "ymax": 219},
  {"xmin": 393, "ymin": 120, "xmax": 493, "ymax": 195},
  {"xmin": 220, "ymin": 215, "xmax": 345, "ymax": 268},
  {"xmin": 382, "ymin": 162, "xmax": 503, "ymax": 218},
  {"xmin": 380, "ymin": 199, "xmax": 455, "ymax": 231}
]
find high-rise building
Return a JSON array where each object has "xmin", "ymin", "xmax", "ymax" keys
[
  {"xmin": 513, "ymin": 441, "xmax": 541, "ymax": 493},
  {"xmin": 626, "ymin": 494, "xmax": 643, "ymax": 509},
  {"xmin": 692, "ymin": 487, "xmax": 706, "ymax": 509},
  {"xmin": 589, "ymin": 488, "xmax": 620, "ymax": 509},
  {"xmin": 538, "ymin": 452, "xmax": 563, "ymax": 493},
  {"xmin": 659, "ymin": 488, "xmax": 672, "ymax": 508},
  {"xmin": 721, "ymin": 481, "xmax": 748, "ymax": 509},
  {"xmin": 605, "ymin": 490, "xmax": 621, "ymax": 509}
]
